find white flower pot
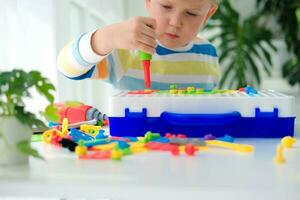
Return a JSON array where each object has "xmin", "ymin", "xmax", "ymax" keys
[{"xmin": 0, "ymin": 116, "xmax": 32, "ymax": 166}]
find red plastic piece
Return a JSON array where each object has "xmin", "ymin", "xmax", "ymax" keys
[
  {"xmin": 127, "ymin": 90, "xmax": 155, "ymax": 95},
  {"xmin": 79, "ymin": 151, "xmax": 111, "ymax": 160},
  {"xmin": 177, "ymin": 134, "xmax": 187, "ymax": 139},
  {"xmin": 103, "ymin": 119, "xmax": 109, "ymax": 126},
  {"xmin": 110, "ymin": 136, "xmax": 130, "ymax": 142},
  {"xmin": 185, "ymin": 144, "xmax": 196, "ymax": 156},
  {"xmin": 145, "ymin": 142, "xmax": 177, "ymax": 152},
  {"xmin": 170, "ymin": 146, "xmax": 180, "ymax": 156},
  {"xmin": 142, "ymin": 60, "xmax": 151, "ymax": 89}
]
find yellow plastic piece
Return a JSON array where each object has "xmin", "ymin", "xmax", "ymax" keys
[
  {"xmin": 169, "ymin": 89, "xmax": 178, "ymax": 94},
  {"xmin": 224, "ymin": 90, "xmax": 236, "ymax": 94},
  {"xmin": 93, "ymin": 142, "xmax": 117, "ymax": 151},
  {"xmin": 274, "ymin": 145, "xmax": 285, "ymax": 164},
  {"xmin": 196, "ymin": 146, "xmax": 209, "ymax": 151},
  {"xmin": 130, "ymin": 147, "xmax": 148, "ymax": 154},
  {"xmin": 111, "ymin": 149, "xmax": 123, "ymax": 160},
  {"xmin": 75, "ymin": 145, "xmax": 87, "ymax": 156},
  {"xmin": 130, "ymin": 142, "xmax": 147, "ymax": 153},
  {"xmin": 80, "ymin": 124, "xmax": 102, "ymax": 137},
  {"xmin": 130, "ymin": 142, "xmax": 145, "ymax": 148},
  {"xmin": 42, "ymin": 129, "xmax": 54, "ymax": 144},
  {"xmin": 281, "ymin": 136, "xmax": 296, "ymax": 148},
  {"xmin": 205, "ymin": 140, "xmax": 254, "ymax": 152},
  {"xmin": 187, "ymin": 86, "xmax": 195, "ymax": 90},
  {"xmin": 61, "ymin": 118, "xmax": 69, "ymax": 137}
]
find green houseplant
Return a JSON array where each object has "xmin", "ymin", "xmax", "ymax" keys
[
  {"xmin": 0, "ymin": 69, "xmax": 57, "ymax": 165},
  {"xmin": 207, "ymin": 0, "xmax": 277, "ymax": 89},
  {"xmin": 256, "ymin": 0, "xmax": 300, "ymax": 87}
]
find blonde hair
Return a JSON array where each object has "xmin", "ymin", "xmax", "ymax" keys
[{"xmin": 211, "ymin": 0, "xmax": 219, "ymax": 6}]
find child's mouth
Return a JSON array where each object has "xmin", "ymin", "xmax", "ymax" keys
[{"xmin": 165, "ymin": 33, "xmax": 179, "ymax": 39}]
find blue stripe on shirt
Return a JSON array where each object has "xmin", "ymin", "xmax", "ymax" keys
[
  {"xmin": 66, "ymin": 66, "xmax": 96, "ymax": 80},
  {"xmin": 156, "ymin": 43, "xmax": 218, "ymax": 57}
]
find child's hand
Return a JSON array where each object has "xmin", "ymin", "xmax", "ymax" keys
[
  {"xmin": 92, "ymin": 17, "xmax": 157, "ymax": 56},
  {"xmin": 116, "ymin": 17, "xmax": 157, "ymax": 54}
]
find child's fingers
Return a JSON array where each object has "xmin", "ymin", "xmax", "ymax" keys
[
  {"xmin": 137, "ymin": 33, "xmax": 157, "ymax": 49},
  {"xmin": 137, "ymin": 41, "xmax": 156, "ymax": 55},
  {"xmin": 142, "ymin": 24, "xmax": 156, "ymax": 39},
  {"xmin": 141, "ymin": 17, "xmax": 157, "ymax": 30}
]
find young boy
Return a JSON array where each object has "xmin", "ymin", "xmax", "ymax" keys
[{"xmin": 57, "ymin": 0, "xmax": 221, "ymax": 90}]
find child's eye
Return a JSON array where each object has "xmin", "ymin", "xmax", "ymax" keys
[
  {"xmin": 187, "ymin": 12, "xmax": 198, "ymax": 16},
  {"xmin": 161, "ymin": 4, "xmax": 172, "ymax": 9}
]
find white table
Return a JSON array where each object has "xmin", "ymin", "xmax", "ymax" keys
[{"xmin": 0, "ymin": 138, "xmax": 300, "ymax": 200}]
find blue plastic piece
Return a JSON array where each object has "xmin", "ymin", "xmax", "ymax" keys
[
  {"xmin": 152, "ymin": 137, "xmax": 170, "ymax": 143},
  {"xmin": 124, "ymin": 137, "xmax": 138, "ymax": 142},
  {"xmin": 117, "ymin": 141, "xmax": 130, "ymax": 149},
  {"xmin": 69, "ymin": 128, "xmax": 94, "ymax": 142},
  {"xmin": 95, "ymin": 130, "xmax": 108, "ymax": 139},
  {"xmin": 48, "ymin": 121, "xmax": 60, "ymax": 128},
  {"xmin": 83, "ymin": 139, "xmax": 112, "ymax": 147},
  {"xmin": 245, "ymin": 86, "xmax": 258, "ymax": 95},
  {"xmin": 109, "ymin": 108, "xmax": 295, "ymax": 138},
  {"xmin": 217, "ymin": 135, "xmax": 234, "ymax": 143}
]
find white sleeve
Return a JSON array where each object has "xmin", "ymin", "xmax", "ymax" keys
[{"xmin": 78, "ymin": 30, "xmax": 104, "ymax": 64}]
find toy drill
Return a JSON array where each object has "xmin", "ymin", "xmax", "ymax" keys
[
  {"xmin": 54, "ymin": 103, "xmax": 107, "ymax": 124},
  {"xmin": 139, "ymin": 51, "xmax": 152, "ymax": 89}
]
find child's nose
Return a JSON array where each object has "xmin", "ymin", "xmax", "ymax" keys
[{"xmin": 169, "ymin": 13, "xmax": 182, "ymax": 28}]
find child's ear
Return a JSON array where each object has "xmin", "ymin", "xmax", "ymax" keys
[{"xmin": 204, "ymin": 6, "xmax": 218, "ymax": 23}]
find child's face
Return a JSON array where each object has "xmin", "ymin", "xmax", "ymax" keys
[{"xmin": 146, "ymin": 0, "xmax": 217, "ymax": 48}]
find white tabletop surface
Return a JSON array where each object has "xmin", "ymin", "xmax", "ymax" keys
[{"xmin": 0, "ymin": 137, "xmax": 300, "ymax": 200}]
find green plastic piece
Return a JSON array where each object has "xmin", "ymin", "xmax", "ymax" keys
[
  {"xmin": 170, "ymin": 84, "xmax": 177, "ymax": 90},
  {"xmin": 122, "ymin": 148, "xmax": 132, "ymax": 156},
  {"xmin": 144, "ymin": 131, "xmax": 160, "ymax": 143},
  {"xmin": 139, "ymin": 51, "xmax": 152, "ymax": 61}
]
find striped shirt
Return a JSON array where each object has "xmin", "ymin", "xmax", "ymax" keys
[{"xmin": 57, "ymin": 30, "xmax": 221, "ymax": 90}]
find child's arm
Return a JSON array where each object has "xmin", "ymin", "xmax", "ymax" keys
[
  {"xmin": 57, "ymin": 17, "xmax": 157, "ymax": 80},
  {"xmin": 92, "ymin": 16, "xmax": 157, "ymax": 56}
]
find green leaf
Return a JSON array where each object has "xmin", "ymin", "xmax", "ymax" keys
[
  {"xmin": 17, "ymin": 140, "xmax": 44, "ymax": 160},
  {"xmin": 15, "ymin": 106, "xmax": 47, "ymax": 129},
  {"xmin": 208, "ymin": 0, "xmax": 278, "ymax": 88}
]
